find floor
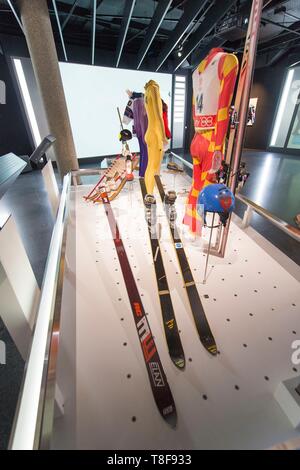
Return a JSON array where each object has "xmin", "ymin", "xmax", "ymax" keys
[
  {"xmin": 0, "ymin": 149, "xmax": 299, "ymax": 449},
  {"xmin": 174, "ymin": 149, "xmax": 300, "ymax": 266}
]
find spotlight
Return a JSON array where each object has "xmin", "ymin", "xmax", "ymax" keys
[{"xmin": 178, "ymin": 51, "xmax": 182, "ymax": 57}]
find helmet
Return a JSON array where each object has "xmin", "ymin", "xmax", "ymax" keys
[
  {"xmin": 119, "ymin": 129, "xmax": 132, "ymax": 142},
  {"xmin": 198, "ymin": 184, "xmax": 235, "ymax": 226}
]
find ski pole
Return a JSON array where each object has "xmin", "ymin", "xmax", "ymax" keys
[
  {"xmin": 203, "ymin": 213, "xmax": 215, "ymax": 284},
  {"xmin": 117, "ymin": 107, "xmax": 124, "ymax": 130}
]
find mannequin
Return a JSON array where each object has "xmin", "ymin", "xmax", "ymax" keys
[
  {"xmin": 144, "ymin": 80, "xmax": 167, "ymax": 195},
  {"xmin": 123, "ymin": 90, "xmax": 148, "ymax": 176},
  {"xmin": 183, "ymin": 48, "xmax": 238, "ymax": 234}
]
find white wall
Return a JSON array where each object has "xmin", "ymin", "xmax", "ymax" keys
[{"xmin": 59, "ymin": 63, "xmax": 172, "ymax": 158}]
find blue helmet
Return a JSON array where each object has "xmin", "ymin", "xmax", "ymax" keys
[{"xmin": 198, "ymin": 184, "xmax": 235, "ymax": 226}]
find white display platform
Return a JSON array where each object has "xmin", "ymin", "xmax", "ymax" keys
[{"xmin": 53, "ymin": 169, "xmax": 300, "ymax": 450}]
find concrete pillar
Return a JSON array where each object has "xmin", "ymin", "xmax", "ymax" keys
[{"xmin": 18, "ymin": 0, "xmax": 79, "ymax": 177}]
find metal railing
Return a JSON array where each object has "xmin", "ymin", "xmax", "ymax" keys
[
  {"xmin": 237, "ymin": 193, "xmax": 300, "ymax": 242},
  {"xmin": 9, "ymin": 172, "xmax": 72, "ymax": 450},
  {"xmin": 170, "ymin": 151, "xmax": 300, "ymax": 243}
]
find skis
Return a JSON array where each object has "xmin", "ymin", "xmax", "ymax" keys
[
  {"xmin": 155, "ymin": 175, "xmax": 217, "ymax": 356},
  {"xmin": 139, "ymin": 178, "xmax": 185, "ymax": 370},
  {"xmin": 99, "ymin": 187, "xmax": 177, "ymax": 427},
  {"xmin": 225, "ymin": 0, "xmax": 263, "ymax": 182},
  {"xmin": 216, "ymin": 0, "xmax": 263, "ymax": 257}
]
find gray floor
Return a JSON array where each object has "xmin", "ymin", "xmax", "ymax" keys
[
  {"xmin": 175, "ymin": 149, "xmax": 300, "ymax": 266},
  {"xmin": 0, "ymin": 150, "xmax": 299, "ymax": 449}
]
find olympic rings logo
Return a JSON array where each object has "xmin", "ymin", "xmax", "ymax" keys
[{"xmin": 195, "ymin": 115, "xmax": 215, "ymax": 127}]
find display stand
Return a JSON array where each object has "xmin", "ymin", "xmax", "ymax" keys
[{"xmin": 49, "ymin": 168, "xmax": 300, "ymax": 450}]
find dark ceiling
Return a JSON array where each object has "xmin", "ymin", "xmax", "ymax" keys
[{"xmin": 1, "ymin": 0, "xmax": 300, "ymax": 71}]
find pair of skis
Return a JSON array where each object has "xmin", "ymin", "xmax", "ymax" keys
[
  {"xmin": 99, "ymin": 175, "xmax": 216, "ymax": 428},
  {"xmin": 140, "ymin": 176, "xmax": 217, "ymax": 368},
  {"xmin": 98, "ymin": 187, "xmax": 177, "ymax": 427}
]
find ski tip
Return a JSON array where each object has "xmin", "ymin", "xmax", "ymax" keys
[
  {"xmin": 163, "ymin": 406, "xmax": 177, "ymax": 429},
  {"xmin": 207, "ymin": 344, "xmax": 218, "ymax": 356},
  {"xmin": 200, "ymin": 337, "xmax": 218, "ymax": 356},
  {"xmin": 173, "ymin": 356, "xmax": 185, "ymax": 370}
]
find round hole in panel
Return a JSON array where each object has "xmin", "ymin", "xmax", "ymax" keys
[
  {"xmin": 292, "ymin": 331, "xmax": 297, "ymax": 335},
  {"xmin": 226, "ymin": 318, "xmax": 230, "ymax": 322},
  {"xmin": 188, "ymin": 357, "xmax": 192, "ymax": 362},
  {"xmin": 121, "ymin": 317, "xmax": 124, "ymax": 321},
  {"xmin": 235, "ymin": 385, "xmax": 240, "ymax": 391},
  {"xmin": 249, "ymin": 313, "xmax": 254, "ymax": 317},
  {"xmin": 131, "ymin": 416, "xmax": 137, "ymax": 422},
  {"xmin": 123, "ymin": 342, "xmax": 127, "ymax": 346},
  {"xmin": 243, "ymin": 344, "xmax": 247, "ymax": 348},
  {"xmin": 293, "ymin": 367, "xmax": 298, "ymax": 373},
  {"xmin": 127, "ymin": 374, "xmax": 131, "ymax": 379},
  {"xmin": 202, "ymin": 395, "xmax": 208, "ymax": 401},
  {"xmin": 268, "ymin": 337, "xmax": 273, "ymax": 341},
  {"xmin": 264, "ymin": 376, "xmax": 269, "ymax": 381}
]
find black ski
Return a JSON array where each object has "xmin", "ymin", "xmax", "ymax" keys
[
  {"xmin": 99, "ymin": 187, "xmax": 177, "ymax": 427},
  {"xmin": 155, "ymin": 175, "xmax": 217, "ymax": 356},
  {"xmin": 139, "ymin": 178, "xmax": 185, "ymax": 370}
]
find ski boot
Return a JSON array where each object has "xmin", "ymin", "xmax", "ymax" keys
[
  {"xmin": 144, "ymin": 194, "xmax": 157, "ymax": 237},
  {"xmin": 164, "ymin": 190, "xmax": 177, "ymax": 230}
]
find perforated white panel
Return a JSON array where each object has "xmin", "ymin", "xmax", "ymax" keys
[{"xmin": 53, "ymin": 169, "xmax": 300, "ymax": 450}]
